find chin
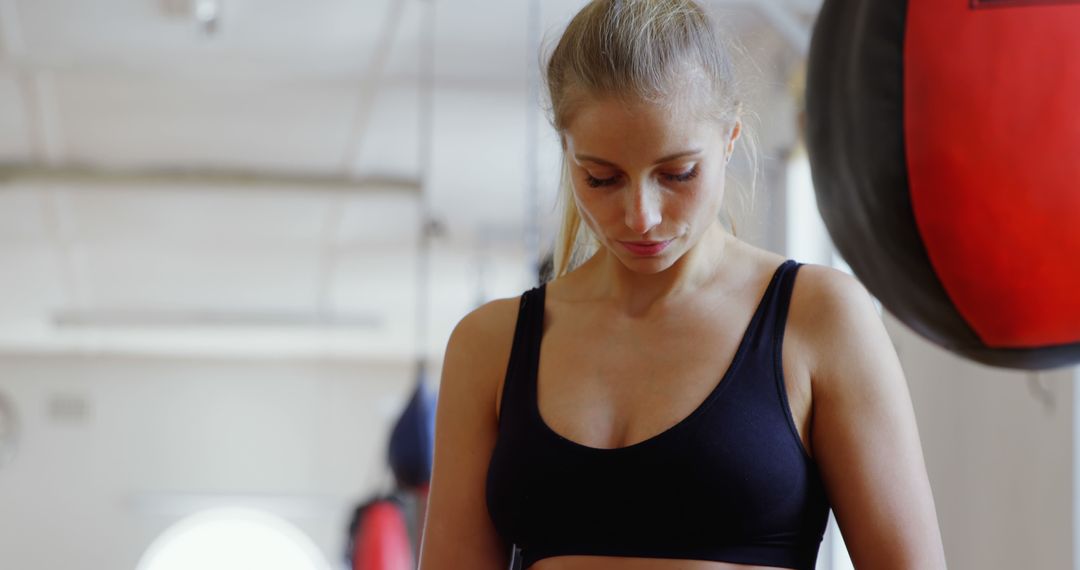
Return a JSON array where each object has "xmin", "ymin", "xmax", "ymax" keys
[{"xmin": 614, "ymin": 251, "xmax": 678, "ymax": 274}]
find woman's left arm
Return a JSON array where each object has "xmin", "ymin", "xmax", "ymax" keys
[{"xmin": 800, "ymin": 266, "xmax": 948, "ymax": 570}]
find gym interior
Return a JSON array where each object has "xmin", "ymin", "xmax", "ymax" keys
[{"xmin": 0, "ymin": 1, "xmax": 1075, "ymax": 569}]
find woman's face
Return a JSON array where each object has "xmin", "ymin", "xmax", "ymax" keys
[{"xmin": 562, "ymin": 96, "xmax": 740, "ymax": 274}]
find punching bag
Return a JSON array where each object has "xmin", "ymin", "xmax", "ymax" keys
[
  {"xmin": 349, "ymin": 496, "xmax": 413, "ymax": 570},
  {"xmin": 806, "ymin": 0, "xmax": 1080, "ymax": 369},
  {"xmin": 388, "ymin": 373, "xmax": 436, "ymax": 489},
  {"xmin": 344, "ymin": 373, "xmax": 435, "ymax": 570}
]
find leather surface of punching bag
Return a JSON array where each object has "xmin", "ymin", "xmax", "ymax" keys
[
  {"xmin": 806, "ymin": 0, "xmax": 1080, "ymax": 369},
  {"xmin": 351, "ymin": 499, "xmax": 413, "ymax": 570}
]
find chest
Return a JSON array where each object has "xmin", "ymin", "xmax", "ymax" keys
[
  {"xmin": 486, "ymin": 316, "xmax": 826, "ymax": 563},
  {"xmin": 532, "ymin": 303, "xmax": 815, "ymax": 456}
]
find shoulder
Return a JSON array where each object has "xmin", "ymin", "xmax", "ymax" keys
[
  {"xmin": 447, "ymin": 294, "xmax": 523, "ymax": 356},
  {"xmin": 444, "ymin": 293, "xmax": 524, "ymax": 380},
  {"xmin": 790, "ymin": 262, "xmax": 877, "ymax": 325},
  {"xmin": 788, "ymin": 262, "xmax": 899, "ymax": 392},
  {"xmin": 442, "ymin": 291, "xmax": 529, "ymax": 417}
]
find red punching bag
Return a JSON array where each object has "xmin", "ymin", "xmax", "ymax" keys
[
  {"xmin": 351, "ymin": 499, "xmax": 413, "ymax": 570},
  {"xmin": 806, "ymin": 0, "xmax": 1080, "ymax": 369}
]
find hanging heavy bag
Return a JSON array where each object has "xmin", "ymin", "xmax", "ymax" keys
[
  {"xmin": 346, "ymin": 493, "xmax": 413, "ymax": 570},
  {"xmin": 805, "ymin": 0, "xmax": 1080, "ymax": 370}
]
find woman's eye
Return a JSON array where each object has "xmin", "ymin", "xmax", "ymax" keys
[
  {"xmin": 583, "ymin": 165, "xmax": 698, "ymax": 188},
  {"xmin": 663, "ymin": 165, "xmax": 700, "ymax": 183},
  {"xmin": 585, "ymin": 174, "xmax": 618, "ymax": 188}
]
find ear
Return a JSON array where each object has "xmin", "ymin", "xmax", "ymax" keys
[{"xmin": 725, "ymin": 120, "xmax": 742, "ymax": 159}]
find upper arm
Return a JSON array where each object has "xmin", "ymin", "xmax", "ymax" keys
[
  {"xmin": 417, "ymin": 298, "xmax": 518, "ymax": 570},
  {"xmin": 801, "ymin": 266, "xmax": 948, "ymax": 570}
]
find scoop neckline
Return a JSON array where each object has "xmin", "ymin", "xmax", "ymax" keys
[{"xmin": 529, "ymin": 259, "xmax": 792, "ymax": 453}]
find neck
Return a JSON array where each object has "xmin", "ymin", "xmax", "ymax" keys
[{"xmin": 580, "ymin": 222, "xmax": 731, "ymax": 316}]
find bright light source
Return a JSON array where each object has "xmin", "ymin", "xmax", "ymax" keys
[
  {"xmin": 136, "ymin": 507, "xmax": 330, "ymax": 570},
  {"xmin": 194, "ymin": 0, "xmax": 219, "ymax": 22},
  {"xmin": 194, "ymin": 0, "xmax": 220, "ymax": 35}
]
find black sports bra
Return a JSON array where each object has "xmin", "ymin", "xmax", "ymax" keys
[{"xmin": 485, "ymin": 260, "xmax": 831, "ymax": 569}]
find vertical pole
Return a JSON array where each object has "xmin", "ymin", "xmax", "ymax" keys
[
  {"xmin": 524, "ymin": 0, "xmax": 542, "ymax": 285},
  {"xmin": 416, "ymin": 0, "xmax": 435, "ymax": 369}
]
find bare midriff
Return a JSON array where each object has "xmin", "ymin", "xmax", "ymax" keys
[{"xmin": 531, "ymin": 555, "xmax": 795, "ymax": 570}]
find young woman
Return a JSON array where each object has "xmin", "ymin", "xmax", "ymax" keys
[{"xmin": 418, "ymin": 1, "xmax": 947, "ymax": 569}]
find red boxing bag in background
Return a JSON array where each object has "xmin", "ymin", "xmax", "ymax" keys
[
  {"xmin": 806, "ymin": 0, "xmax": 1080, "ymax": 369},
  {"xmin": 351, "ymin": 499, "xmax": 413, "ymax": 570},
  {"xmin": 346, "ymin": 373, "xmax": 435, "ymax": 569}
]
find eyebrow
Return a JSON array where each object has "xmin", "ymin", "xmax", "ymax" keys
[{"xmin": 574, "ymin": 149, "xmax": 703, "ymax": 167}]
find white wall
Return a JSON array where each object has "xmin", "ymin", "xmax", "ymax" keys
[
  {"xmin": 885, "ymin": 317, "xmax": 1074, "ymax": 570},
  {"xmin": 0, "ymin": 354, "xmax": 418, "ymax": 570}
]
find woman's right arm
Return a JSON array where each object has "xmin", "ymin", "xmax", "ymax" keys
[{"xmin": 417, "ymin": 298, "xmax": 518, "ymax": 570}]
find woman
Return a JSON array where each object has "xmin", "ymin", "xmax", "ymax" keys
[{"xmin": 419, "ymin": 1, "xmax": 947, "ymax": 569}]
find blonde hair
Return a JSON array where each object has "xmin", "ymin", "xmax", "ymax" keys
[{"xmin": 543, "ymin": 0, "xmax": 755, "ymax": 278}]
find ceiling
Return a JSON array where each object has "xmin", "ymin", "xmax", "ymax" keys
[{"xmin": 0, "ymin": 0, "xmax": 819, "ymax": 359}]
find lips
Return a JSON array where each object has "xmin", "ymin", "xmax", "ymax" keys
[{"xmin": 619, "ymin": 239, "xmax": 673, "ymax": 256}]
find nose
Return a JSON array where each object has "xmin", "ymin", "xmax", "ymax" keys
[{"xmin": 624, "ymin": 180, "xmax": 662, "ymax": 235}]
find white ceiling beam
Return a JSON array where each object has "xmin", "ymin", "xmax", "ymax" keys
[
  {"xmin": 0, "ymin": 326, "xmax": 417, "ymax": 361},
  {"xmin": 0, "ymin": 164, "xmax": 422, "ymax": 194},
  {"xmin": 52, "ymin": 309, "xmax": 383, "ymax": 329}
]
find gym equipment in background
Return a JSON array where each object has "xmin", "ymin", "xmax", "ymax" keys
[{"xmin": 806, "ymin": 0, "xmax": 1080, "ymax": 370}]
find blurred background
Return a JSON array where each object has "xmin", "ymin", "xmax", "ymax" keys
[{"xmin": 0, "ymin": 0, "xmax": 1073, "ymax": 569}]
